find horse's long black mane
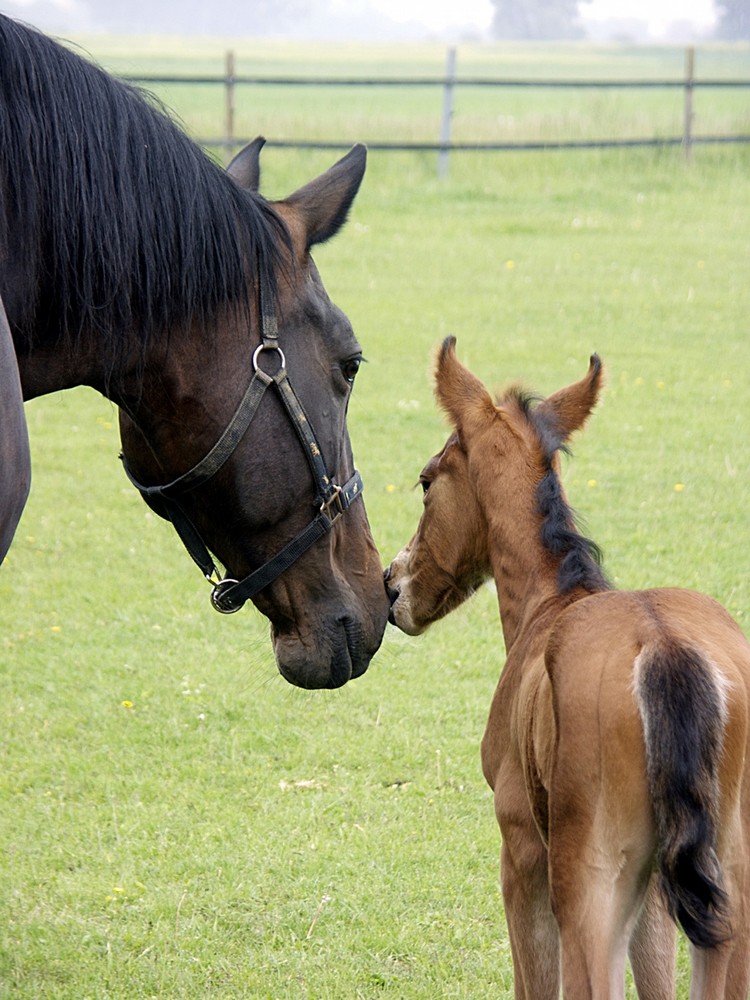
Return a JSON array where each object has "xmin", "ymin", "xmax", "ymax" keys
[
  {"xmin": 510, "ymin": 388, "xmax": 611, "ymax": 596},
  {"xmin": 0, "ymin": 15, "xmax": 285, "ymax": 374}
]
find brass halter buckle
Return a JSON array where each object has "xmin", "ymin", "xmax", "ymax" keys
[{"xmin": 320, "ymin": 484, "xmax": 344, "ymax": 523}]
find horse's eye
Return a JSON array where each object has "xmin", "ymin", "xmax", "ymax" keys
[
  {"xmin": 420, "ymin": 478, "xmax": 431, "ymax": 495},
  {"xmin": 341, "ymin": 356, "xmax": 363, "ymax": 384}
]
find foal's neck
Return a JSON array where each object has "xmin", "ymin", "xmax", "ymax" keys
[
  {"xmin": 485, "ymin": 520, "xmax": 563, "ymax": 652},
  {"xmin": 481, "ymin": 468, "xmax": 605, "ymax": 652}
]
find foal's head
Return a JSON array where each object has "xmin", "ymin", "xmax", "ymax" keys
[{"xmin": 386, "ymin": 338, "xmax": 605, "ymax": 635}]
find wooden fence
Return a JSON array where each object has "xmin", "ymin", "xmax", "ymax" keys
[{"xmin": 124, "ymin": 46, "xmax": 750, "ymax": 175}]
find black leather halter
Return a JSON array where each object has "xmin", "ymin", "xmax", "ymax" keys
[{"xmin": 121, "ymin": 283, "xmax": 364, "ymax": 614}]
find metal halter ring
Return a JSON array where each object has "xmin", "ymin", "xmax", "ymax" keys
[
  {"xmin": 210, "ymin": 577, "xmax": 242, "ymax": 614},
  {"xmin": 252, "ymin": 343, "xmax": 286, "ymax": 374}
]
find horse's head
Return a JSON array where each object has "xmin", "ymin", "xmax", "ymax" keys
[
  {"xmin": 119, "ymin": 142, "xmax": 388, "ymax": 689},
  {"xmin": 386, "ymin": 337, "xmax": 603, "ymax": 635},
  {"xmin": 385, "ymin": 338, "xmax": 494, "ymax": 635},
  {"xmin": 385, "ymin": 427, "xmax": 490, "ymax": 636}
]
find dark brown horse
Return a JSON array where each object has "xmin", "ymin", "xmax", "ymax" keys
[
  {"xmin": 0, "ymin": 14, "xmax": 388, "ymax": 688},
  {"xmin": 387, "ymin": 338, "xmax": 750, "ymax": 998},
  {"xmin": 0, "ymin": 294, "xmax": 30, "ymax": 562}
]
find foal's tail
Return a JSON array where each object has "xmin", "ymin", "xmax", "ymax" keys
[{"xmin": 636, "ymin": 641, "xmax": 731, "ymax": 949}]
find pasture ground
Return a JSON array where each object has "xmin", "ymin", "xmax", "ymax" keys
[{"xmin": 1, "ymin": 37, "xmax": 749, "ymax": 999}]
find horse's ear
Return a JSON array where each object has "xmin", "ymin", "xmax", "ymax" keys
[
  {"xmin": 284, "ymin": 144, "xmax": 367, "ymax": 249},
  {"xmin": 536, "ymin": 354, "xmax": 604, "ymax": 444},
  {"xmin": 226, "ymin": 136, "xmax": 266, "ymax": 192},
  {"xmin": 434, "ymin": 336, "xmax": 496, "ymax": 438}
]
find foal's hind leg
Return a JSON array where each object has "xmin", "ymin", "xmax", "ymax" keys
[
  {"xmin": 628, "ymin": 874, "xmax": 676, "ymax": 1000},
  {"xmin": 547, "ymin": 751, "xmax": 655, "ymax": 998},
  {"xmin": 689, "ymin": 850, "xmax": 750, "ymax": 1000},
  {"xmin": 498, "ymin": 776, "xmax": 560, "ymax": 1000},
  {"xmin": 501, "ymin": 833, "xmax": 559, "ymax": 1000},
  {"xmin": 551, "ymin": 840, "xmax": 652, "ymax": 1000}
]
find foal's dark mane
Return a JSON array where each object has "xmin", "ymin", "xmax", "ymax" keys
[
  {"xmin": 0, "ymin": 15, "xmax": 286, "ymax": 377},
  {"xmin": 508, "ymin": 387, "xmax": 610, "ymax": 595}
]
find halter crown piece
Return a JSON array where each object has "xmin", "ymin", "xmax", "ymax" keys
[{"xmin": 120, "ymin": 275, "xmax": 364, "ymax": 613}]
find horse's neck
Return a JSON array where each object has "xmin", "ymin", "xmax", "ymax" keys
[
  {"xmin": 490, "ymin": 549, "xmax": 563, "ymax": 653},
  {"xmin": 15, "ymin": 316, "xmax": 206, "ymax": 410},
  {"xmin": 15, "ymin": 339, "xmax": 106, "ymax": 400},
  {"xmin": 8, "ymin": 288, "xmax": 143, "ymax": 399},
  {"xmin": 482, "ymin": 497, "xmax": 566, "ymax": 654}
]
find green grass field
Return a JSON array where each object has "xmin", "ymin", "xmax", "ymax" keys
[{"xmin": 1, "ymin": 37, "xmax": 749, "ymax": 998}]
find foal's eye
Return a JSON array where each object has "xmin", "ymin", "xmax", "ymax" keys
[
  {"xmin": 341, "ymin": 356, "xmax": 363, "ymax": 384},
  {"xmin": 419, "ymin": 478, "xmax": 431, "ymax": 495}
]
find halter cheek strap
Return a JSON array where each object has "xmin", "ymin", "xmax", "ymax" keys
[{"xmin": 120, "ymin": 283, "xmax": 363, "ymax": 613}]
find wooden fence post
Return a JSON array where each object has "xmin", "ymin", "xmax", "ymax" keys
[
  {"xmin": 225, "ymin": 49, "xmax": 235, "ymax": 163},
  {"xmin": 683, "ymin": 46, "xmax": 694, "ymax": 162},
  {"xmin": 438, "ymin": 46, "xmax": 457, "ymax": 179}
]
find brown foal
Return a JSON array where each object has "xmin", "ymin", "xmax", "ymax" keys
[{"xmin": 386, "ymin": 337, "xmax": 750, "ymax": 999}]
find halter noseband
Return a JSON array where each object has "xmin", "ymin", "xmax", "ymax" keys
[{"xmin": 120, "ymin": 280, "xmax": 363, "ymax": 614}]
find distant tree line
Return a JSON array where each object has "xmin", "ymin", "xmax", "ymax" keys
[
  {"xmin": 713, "ymin": 0, "xmax": 748, "ymax": 39},
  {"xmin": 491, "ymin": 0, "xmax": 584, "ymax": 40}
]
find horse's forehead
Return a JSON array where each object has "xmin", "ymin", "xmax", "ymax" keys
[
  {"xmin": 435, "ymin": 433, "xmax": 462, "ymax": 468},
  {"xmin": 481, "ymin": 395, "xmax": 543, "ymax": 461},
  {"xmin": 422, "ymin": 452, "xmax": 441, "ymax": 477},
  {"xmin": 281, "ymin": 253, "xmax": 326, "ymax": 311},
  {"xmin": 276, "ymin": 253, "xmax": 360, "ymax": 381},
  {"xmin": 276, "ymin": 255, "xmax": 322, "ymax": 327}
]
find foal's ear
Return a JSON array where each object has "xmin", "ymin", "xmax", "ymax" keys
[
  {"xmin": 226, "ymin": 136, "xmax": 266, "ymax": 192},
  {"xmin": 536, "ymin": 354, "xmax": 604, "ymax": 445},
  {"xmin": 284, "ymin": 145, "xmax": 367, "ymax": 249},
  {"xmin": 434, "ymin": 336, "xmax": 496, "ymax": 437}
]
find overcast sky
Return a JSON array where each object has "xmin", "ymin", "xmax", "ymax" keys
[
  {"xmin": 365, "ymin": 0, "xmax": 717, "ymax": 35},
  {"xmin": 4, "ymin": 0, "xmax": 720, "ymax": 39}
]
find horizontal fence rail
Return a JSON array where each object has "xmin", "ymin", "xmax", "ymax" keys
[
  {"xmin": 124, "ymin": 75, "xmax": 750, "ymax": 89},
  {"xmin": 123, "ymin": 46, "xmax": 750, "ymax": 175}
]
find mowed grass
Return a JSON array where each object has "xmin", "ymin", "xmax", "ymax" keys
[{"xmin": 1, "ymin": 37, "xmax": 750, "ymax": 998}]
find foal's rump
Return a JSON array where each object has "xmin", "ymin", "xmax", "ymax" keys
[
  {"xmin": 0, "ymin": 294, "xmax": 30, "ymax": 562},
  {"xmin": 546, "ymin": 587, "xmax": 750, "ymax": 950}
]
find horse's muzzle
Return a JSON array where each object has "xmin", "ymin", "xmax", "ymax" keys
[
  {"xmin": 272, "ymin": 610, "xmax": 382, "ymax": 689},
  {"xmin": 383, "ymin": 564, "xmax": 401, "ymax": 626}
]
